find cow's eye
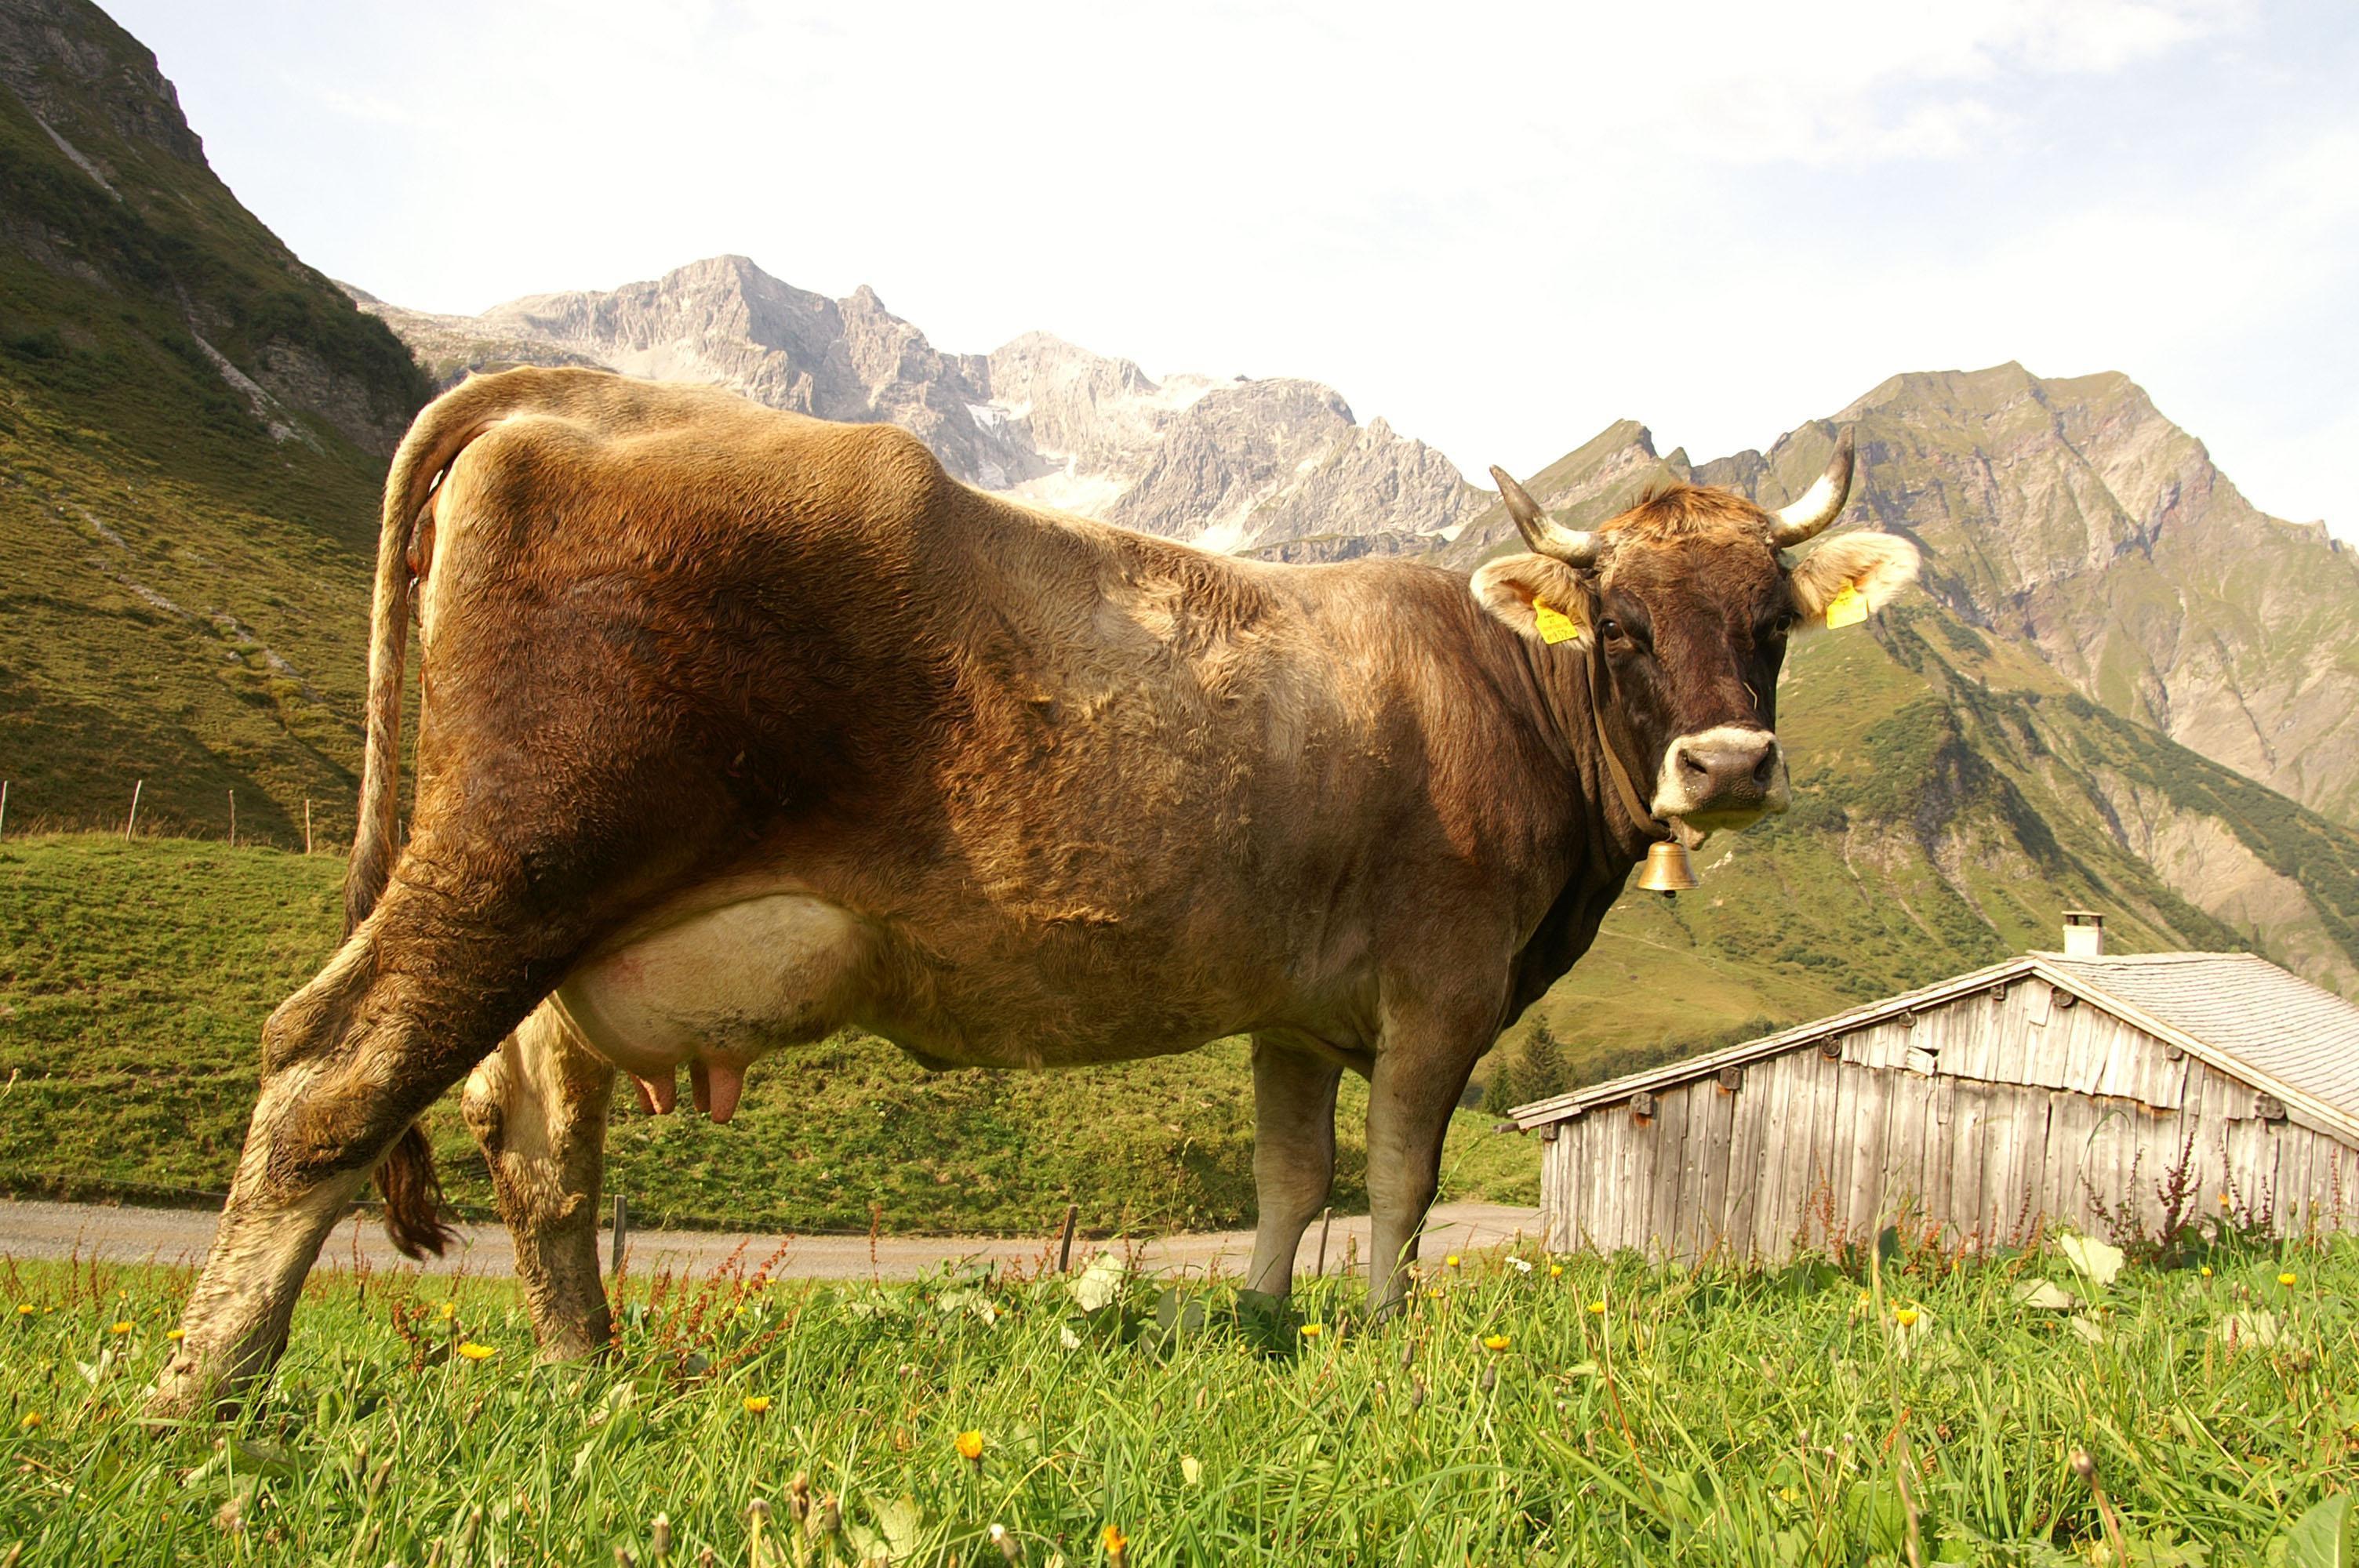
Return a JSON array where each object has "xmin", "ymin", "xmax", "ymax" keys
[
  {"xmin": 1771, "ymin": 612, "xmax": 1801, "ymax": 637},
  {"xmin": 1598, "ymin": 618, "xmax": 1622, "ymax": 641}
]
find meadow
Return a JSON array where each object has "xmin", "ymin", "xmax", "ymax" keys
[{"xmin": 1, "ymin": 1229, "xmax": 2352, "ymax": 1566}]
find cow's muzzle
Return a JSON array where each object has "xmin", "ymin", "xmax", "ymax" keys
[{"xmin": 1651, "ymin": 725, "xmax": 1790, "ymax": 829}]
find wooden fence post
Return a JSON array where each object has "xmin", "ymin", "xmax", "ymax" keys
[
  {"xmin": 1056, "ymin": 1201, "xmax": 1079, "ymax": 1274},
  {"xmin": 125, "ymin": 779, "xmax": 143, "ymax": 840},
  {"xmin": 610, "ymin": 1192, "xmax": 629, "ymax": 1278},
  {"xmin": 1315, "ymin": 1206, "xmax": 1333, "ymax": 1276}
]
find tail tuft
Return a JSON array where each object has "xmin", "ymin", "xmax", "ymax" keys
[{"xmin": 376, "ymin": 1123, "xmax": 457, "ymax": 1258}]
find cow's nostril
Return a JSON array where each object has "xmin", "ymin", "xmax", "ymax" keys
[
  {"xmin": 1678, "ymin": 747, "xmax": 1710, "ymax": 780},
  {"xmin": 1753, "ymin": 745, "xmax": 1778, "ymax": 785}
]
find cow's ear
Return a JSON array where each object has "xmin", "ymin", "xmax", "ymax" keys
[
  {"xmin": 1473, "ymin": 554, "xmax": 1593, "ymax": 645},
  {"xmin": 1788, "ymin": 532, "xmax": 1919, "ymax": 632}
]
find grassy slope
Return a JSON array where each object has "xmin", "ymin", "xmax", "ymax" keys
[
  {"xmin": 2, "ymin": 1240, "xmax": 2352, "ymax": 1563},
  {"xmin": 0, "ymin": 0, "xmax": 427, "ymax": 846},
  {"xmin": 0, "ymin": 836, "xmax": 1535, "ymax": 1231}
]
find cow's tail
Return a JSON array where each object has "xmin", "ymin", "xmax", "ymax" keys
[{"xmin": 346, "ymin": 374, "xmax": 535, "ymax": 1259}]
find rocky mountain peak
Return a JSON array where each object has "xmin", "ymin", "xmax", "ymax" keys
[
  {"xmin": 360, "ymin": 255, "xmax": 1485, "ymax": 553},
  {"xmin": 0, "ymin": 0, "xmax": 206, "ymax": 167}
]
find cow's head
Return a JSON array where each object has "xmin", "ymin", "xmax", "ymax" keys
[{"xmin": 1471, "ymin": 432, "xmax": 1917, "ymax": 836}]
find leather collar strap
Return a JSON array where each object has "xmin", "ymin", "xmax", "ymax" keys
[{"xmin": 1581, "ymin": 641, "xmax": 1667, "ymax": 844}]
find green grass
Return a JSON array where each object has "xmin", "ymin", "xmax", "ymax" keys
[
  {"xmin": 1, "ymin": 1, "xmax": 425, "ymax": 849},
  {"xmin": 0, "ymin": 834, "xmax": 1534, "ymax": 1232},
  {"xmin": 2, "ymin": 1234, "xmax": 2353, "ymax": 1563}
]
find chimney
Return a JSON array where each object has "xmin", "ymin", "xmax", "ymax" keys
[{"xmin": 2062, "ymin": 910, "xmax": 2105, "ymax": 958}]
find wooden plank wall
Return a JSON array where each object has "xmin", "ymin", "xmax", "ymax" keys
[{"xmin": 1540, "ymin": 977, "xmax": 2359, "ymax": 1260}]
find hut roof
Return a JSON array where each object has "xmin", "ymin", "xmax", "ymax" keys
[{"xmin": 1504, "ymin": 950, "xmax": 2359, "ymax": 1145}]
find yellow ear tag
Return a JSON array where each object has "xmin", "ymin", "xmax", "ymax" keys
[
  {"xmin": 1531, "ymin": 596, "xmax": 1582, "ymax": 644},
  {"xmin": 1824, "ymin": 583, "xmax": 1869, "ymax": 630}
]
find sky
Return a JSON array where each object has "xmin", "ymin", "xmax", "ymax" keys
[{"xmin": 109, "ymin": 0, "xmax": 2359, "ymax": 532}]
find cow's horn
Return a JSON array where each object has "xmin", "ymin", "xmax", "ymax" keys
[
  {"xmin": 1768, "ymin": 428, "xmax": 1856, "ymax": 548},
  {"xmin": 1489, "ymin": 466, "xmax": 1601, "ymax": 566}
]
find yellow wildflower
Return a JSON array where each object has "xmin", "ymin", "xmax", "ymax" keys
[
  {"xmin": 1482, "ymin": 1334, "xmax": 1511, "ymax": 1352},
  {"xmin": 743, "ymin": 1396, "xmax": 772, "ymax": 1415},
  {"xmin": 20, "ymin": 1413, "xmax": 42, "ymax": 1431},
  {"xmin": 1299, "ymin": 1323, "xmax": 1324, "ymax": 1338},
  {"xmin": 110, "ymin": 1320, "xmax": 133, "ymax": 1335},
  {"xmin": 14, "ymin": 1304, "xmax": 31, "ymax": 1316},
  {"xmin": 438, "ymin": 1301, "xmax": 457, "ymax": 1321},
  {"xmin": 954, "ymin": 1429, "xmax": 984, "ymax": 1461},
  {"xmin": 2199, "ymin": 1266, "xmax": 2213, "ymax": 1278},
  {"xmin": 1102, "ymin": 1523, "xmax": 1129, "ymax": 1565},
  {"xmin": 2277, "ymin": 1272, "xmax": 2298, "ymax": 1287},
  {"xmin": 1586, "ymin": 1300, "xmax": 1606, "ymax": 1316},
  {"xmin": 456, "ymin": 1341, "xmax": 496, "ymax": 1361},
  {"xmin": 1548, "ymin": 1263, "xmax": 1564, "ymax": 1279},
  {"xmin": 1894, "ymin": 1307, "xmax": 1921, "ymax": 1328},
  {"xmin": 1445, "ymin": 1254, "xmax": 1461, "ymax": 1269},
  {"xmin": 167, "ymin": 1327, "xmax": 186, "ymax": 1341}
]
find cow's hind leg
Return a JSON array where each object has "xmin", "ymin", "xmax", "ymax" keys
[
  {"xmin": 152, "ymin": 867, "xmax": 582, "ymax": 1417},
  {"xmin": 1242, "ymin": 1036, "xmax": 1343, "ymax": 1298},
  {"xmin": 463, "ymin": 1002, "xmax": 616, "ymax": 1360}
]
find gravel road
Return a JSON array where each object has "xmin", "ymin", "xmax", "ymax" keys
[{"xmin": 0, "ymin": 1197, "xmax": 1540, "ymax": 1283}]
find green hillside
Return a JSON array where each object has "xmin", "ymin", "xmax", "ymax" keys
[
  {"xmin": 0, "ymin": 835, "xmax": 1536, "ymax": 1231},
  {"xmin": 0, "ymin": 0, "xmax": 427, "ymax": 847}
]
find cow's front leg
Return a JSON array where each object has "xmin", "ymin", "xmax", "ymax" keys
[
  {"xmin": 463, "ymin": 1001, "xmax": 616, "ymax": 1360},
  {"xmin": 1242, "ymin": 1036, "xmax": 1343, "ymax": 1297},
  {"xmin": 1364, "ymin": 1006, "xmax": 1489, "ymax": 1312}
]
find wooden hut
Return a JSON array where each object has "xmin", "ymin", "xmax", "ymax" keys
[{"xmin": 1503, "ymin": 916, "xmax": 2359, "ymax": 1259}]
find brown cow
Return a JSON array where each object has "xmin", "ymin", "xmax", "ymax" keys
[{"xmin": 154, "ymin": 367, "xmax": 1915, "ymax": 1412}]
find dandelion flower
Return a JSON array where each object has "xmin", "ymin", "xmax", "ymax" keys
[
  {"xmin": 20, "ymin": 1413, "xmax": 42, "ymax": 1431},
  {"xmin": 955, "ymin": 1429, "xmax": 985, "ymax": 1461},
  {"xmin": 438, "ymin": 1301, "xmax": 457, "ymax": 1321},
  {"xmin": 2199, "ymin": 1266, "xmax": 2213, "ymax": 1279},
  {"xmin": 14, "ymin": 1304, "xmax": 31, "ymax": 1316},
  {"xmin": 2218, "ymin": 1194, "xmax": 2231, "ymax": 1207},
  {"xmin": 166, "ymin": 1328, "xmax": 186, "ymax": 1341},
  {"xmin": 1299, "ymin": 1323, "xmax": 1324, "ymax": 1339},
  {"xmin": 1482, "ymin": 1334, "xmax": 1511, "ymax": 1352},
  {"xmin": 1548, "ymin": 1264, "xmax": 1564, "ymax": 1279},
  {"xmin": 743, "ymin": 1396, "xmax": 773, "ymax": 1415},
  {"xmin": 1893, "ymin": 1308, "xmax": 1921, "ymax": 1328},
  {"xmin": 1445, "ymin": 1254, "xmax": 1461, "ymax": 1269},
  {"xmin": 1102, "ymin": 1523, "xmax": 1129, "ymax": 1566},
  {"xmin": 456, "ymin": 1341, "xmax": 496, "ymax": 1361},
  {"xmin": 1585, "ymin": 1300, "xmax": 1606, "ymax": 1316},
  {"xmin": 2278, "ymin": 1272, "xmax": 2298, "ymax": 1287},
  {"xmin": 110, "ymin": 1320, "xmax": 133, "ymax": 1335}
]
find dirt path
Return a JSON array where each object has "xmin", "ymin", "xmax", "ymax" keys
[{"xmin": 0, "ymin": 1197, "xmax": 1541, "ymax": 1282}]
